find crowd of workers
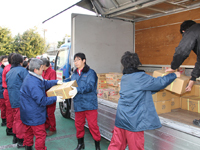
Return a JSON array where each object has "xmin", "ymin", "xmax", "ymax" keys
[
  {"xmin": 0, "ymin": 54, "xmax": 62, "ymax": 150},
  {"xmin": 0, "ymin": 20, "xmax": 199, "ymax": 150}
]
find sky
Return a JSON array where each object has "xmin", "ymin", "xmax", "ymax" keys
[{"xmin": 0, "ymin": 0, "xmax": 95, "ymax": 43}]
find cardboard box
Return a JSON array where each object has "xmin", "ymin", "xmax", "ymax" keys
[
  {"xmin": 181, "ymin": 84, "xmax": 200, "ymax": 97},
  {"xmin": 162, "ymin": 67, "xmax": 185, "ymax": 75},
  {"xmin": 152, "ymin": 90, "xmax": 172, "ymax": 101},
  {"xmin": 97, "ymin": 93, "xmax": 103, "ymax": 98},
  {"xmin": 171, "ymin": 97, "xmax": 181, "ymax": 109},
  {"xmin": 154, "ymin": 100, "xmax": 171, "ymax": 114},
  {"xmin": 103, "ymin": 89, "xmax": 117, "ymax": 100},
  {"xmin": 153, "ymin": 70, "xmax": 190, "ymax": 94},
  {"xmin": 97, "ymin": 83, "xmax": 107, "ymax": 89},
  {"xmin": 171, "ymin": 92, "xmax": 180, "ymax": 98},
  {"xmin": 98, "ymin": 79, "xmax": 107, "ymax": 84},
  {"xmin": 106, "ymin": 73, "xmax": 122, "ymax": 81},
  {"xmin": 146, "ymin": 72, "xmax": 153, "ymax": 76},
  {"xmin": 97, "ymin": 73, "xmax": 106, "ymax": 79},
  {"xmin": 47, "ymin": 80, "xmax": 78, "ymax": 99},
  {"xmin": 181, "ymin": 96, "xmax": 200, "ymax": 113},
  {"xmin": 106, "ymin": 78, "xmax": 120, "ymax": 87},
  {"xmin": 109, "ymin": 95, "xmax": 120, "ymax": 103}
]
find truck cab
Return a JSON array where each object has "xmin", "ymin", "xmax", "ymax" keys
[{"xmin": 55, "ymin": 42, "xmax": 71, "ymax": 118}]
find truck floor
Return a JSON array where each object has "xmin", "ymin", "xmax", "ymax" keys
[
  {"xmin": 0, "ymin": 104, "xmax": 110, "ymax": 150},
  {"xmin": 159, "ymin": 108, "xmax": 200, "ymax": 128}
]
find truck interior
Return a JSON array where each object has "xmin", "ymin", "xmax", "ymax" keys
[{"xmin": 76, "ymin": 0, "xmax": 200, "ymax": 130}]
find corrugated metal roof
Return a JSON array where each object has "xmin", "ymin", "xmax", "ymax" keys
[{"xmin": 77, "ymin": 0, "xmax": 200, "ymax": 22}]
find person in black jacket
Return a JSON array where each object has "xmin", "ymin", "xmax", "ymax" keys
[
  {"xmin": 165, "ymin": 20, "xmax": 200, "ymax": 92},
  {"xmin": 165, "ymin": 20, "xmax": 200, "ymax": 126}
]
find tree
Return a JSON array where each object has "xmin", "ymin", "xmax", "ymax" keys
[
  {"xmin": 0, "ymin": 27, "xmax": 14, "ymax": 55},
  {"xmin": 13, "ymin": 33, "xmax": 22, "ymax": 53},
  {"xmin": 17, "ymin": 28, "xmax": 46, "ymax": 58},
  {"xmin": 57, "ymin": 38, "xmax": 65, "ymax": 48}
]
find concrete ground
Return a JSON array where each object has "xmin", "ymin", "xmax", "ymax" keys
[{"xmin": 0, "ymin": 104, "xmax": 110, "ymax": 150}]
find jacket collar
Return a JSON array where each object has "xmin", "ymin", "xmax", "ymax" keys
[
  {"xmin": 123, "ymin": 67, "xmax": 145, "ymax": 75},
  {"xmin": 74, "ymin": 64, "xmax": 90, "ymax": 74},
  {"xmin": 29, "ymin": 71, "xmax": 43, "ymax": 81},
  {"xmin": 44, "ymin": 66, "xmax": 52, "ymax": 73},
  {"xmin": 1, "ymin": 64, "xmax": 5, "ymax": 69},
  {"xmin": 11, "ymin": 64, "xmax": 21, "ymax": 69}
]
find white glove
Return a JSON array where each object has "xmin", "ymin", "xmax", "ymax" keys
[
  {"xmin": 57, "ymin": 80, "xmax": 63, "ymax": 85},
  {"xmin": 56, "ymin": 96, "xmax": 64, "ymax": 102},
  {"xmin": 69, "ymin": 86, "xmax": 77, "ymax": 98}
]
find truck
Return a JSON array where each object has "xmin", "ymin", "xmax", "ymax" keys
[{"xmin": 48, "ymin": 0, "xmax": 200, "ymax": 149}]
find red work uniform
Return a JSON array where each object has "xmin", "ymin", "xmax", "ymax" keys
[
  {"xmin": 42, "ymin": 66, "xmax": 57, "ymax": 132},
  {"xmin": 2, "ymin": 64, "xmax": 13, "ymax": 129},
  {"xmin": 0, "ymin": 98, "xmax": 6, "ymax": 120},
  {"xmin": 0, "ymin": 65, "xmax": 6, "ymax": 121}
]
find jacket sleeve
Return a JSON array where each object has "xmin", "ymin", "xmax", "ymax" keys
[
  {"xmin": 30, "ymin": 85, "xmax": 57, "ymax": 107},
  {"xmin": 171, "ymin": 30, "xmax": 197, "ymax": 70},
  {"xmin": 44, "ymin": 80, "xmax": 58, "ymax": 90},
  {"xmin": 76, "ymin": 71, "xmax": 97, "ymax": 94},
  {"xmin": 141, "ymin": 73, "xmax": 177, "ymax": 91},
  {"xmin": 191, "ymin": 58, "xmax": 200, "ymax": 81}
]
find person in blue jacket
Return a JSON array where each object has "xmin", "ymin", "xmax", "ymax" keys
[
  {"xmin": 0, "ymin": 55, "xmax": 8, "ymax": 126},
  {"xmin": 108, "ymin": 51, "xmax": 180, "ymax": 150},
  {"xmin": 6, "ymin": 53, "xmax": 28, "ymax": 148},
  {"xmin": 20, "ymin": 58, "xmax": 63, "ymax": 150},
  {"xmin": 69, "ymin": 53, "xmax": 101, "ymax": 150}
]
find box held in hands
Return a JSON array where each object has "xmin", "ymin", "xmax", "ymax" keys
[{"xmin": 47, "ymin": 80, "xmax": 78, "ymax": 99}]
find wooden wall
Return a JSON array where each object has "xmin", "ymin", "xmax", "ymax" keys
[{"xmin": 135, "ymin": 8, "xmax": 200, "ymax": 65}]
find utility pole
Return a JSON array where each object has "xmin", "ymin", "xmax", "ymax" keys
[{"xmin": 43, "ymin": 29, "xmax": 47, "ymax": 42}]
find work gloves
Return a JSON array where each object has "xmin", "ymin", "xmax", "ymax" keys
[
  {"xmin": 69, "ymin": 86, "xmax": 78, "ymax": 98},
  {"xmin": 57, "ymin": 80, "xmax": 63, "ymax": 85},
  {"xmin": 56, "ymin": 96, "xmax": 64, "ymax": 102}
]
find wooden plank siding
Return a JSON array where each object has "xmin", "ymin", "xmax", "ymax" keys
[{"xmin": 135, "ymin": 8, "xmax": 200, "ymax": 65}]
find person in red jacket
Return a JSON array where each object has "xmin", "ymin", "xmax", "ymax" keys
[
  {"xmin": 2, "ymin": 53, "xmax": 14, "ymax": 136},
  {"xmin": 41, "ymin": 58, "xmax": 57, "ymax": 136},
  {"xmin": 0, "ymin": 55, "xmax": 8, "ymax": 126}
]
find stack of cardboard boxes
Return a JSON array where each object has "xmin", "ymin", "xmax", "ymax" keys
[
  {"xmin": 97, "ymin": 73, "xmax": 122, "ymax": 103},
  {"xmin": 97, "ymin": 74, "xmax": 107, "ymax": 90},
  {"xmin": 153, "ymin": 69, "xmax": 200, "ymax": 114},
  {"xmin": 97, "ymin": 69, "xmax": 200, "ymax": 115}
]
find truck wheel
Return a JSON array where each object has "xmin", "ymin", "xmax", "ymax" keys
[{"xmin": 59, "ymin": 99, "xmax": 71, "ymax": 118}]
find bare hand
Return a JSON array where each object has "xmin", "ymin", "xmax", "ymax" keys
[
  {"xmin": 174, "ymin": 72, "xmax": 181, "ymax": 78},
  {"xmin": 185, "ymin": 80, "xmax": 195, "ymax": 92},
  {"xmin": 165, "ymin": 68, "xmax": 175, "ymax": 73}
]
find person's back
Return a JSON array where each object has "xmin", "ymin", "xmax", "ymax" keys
[
  {"xmin": 178, "ymin": 23, "xmax": 200, "ymax": 56},
  {"xmin": 108, "ymin": 51, "xmax": 180, "ymax": 150},
  {"xmin": 6, "ymin": 65, "xmax": 28, "ymax": 108},
  {"xmin": 116, "ymin": 71, "xmax": 176, "ymax": 132}
]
